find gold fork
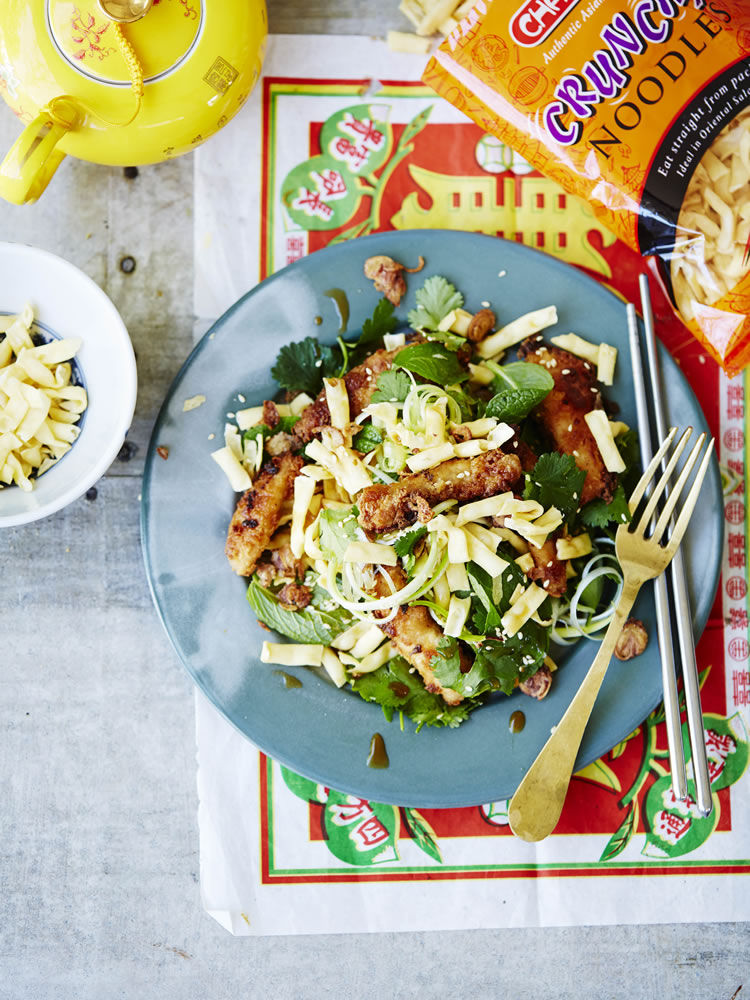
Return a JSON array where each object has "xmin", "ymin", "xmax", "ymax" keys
[{"xmin": 508, "ymin": 426, "xmax": 714, "ymax": 843}]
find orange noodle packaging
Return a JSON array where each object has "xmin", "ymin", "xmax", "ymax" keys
[{"xmin": 423, "ymin": 1, "xmax": 750, "ymax": 375}]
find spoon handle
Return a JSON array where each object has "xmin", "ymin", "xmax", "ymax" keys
[{"xmin": 508, "ymin": 578, "xmax": 640, "ymax": 842}]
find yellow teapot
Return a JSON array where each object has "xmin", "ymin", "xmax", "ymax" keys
[{"xmin": 0, "ymin": 0, "xmax": 266, "ymax": 204}]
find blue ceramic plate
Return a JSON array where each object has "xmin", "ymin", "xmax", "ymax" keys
[{"xmin": 141, "ymin": 231, "xmax": 722, "ymax": 808}]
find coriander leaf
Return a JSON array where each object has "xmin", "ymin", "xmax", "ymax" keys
[
  {"xmin": 394, "ymin": 342, "xmax": 468, "ymax": 385},
  {"xmin": 371, "ymin": 369, "xmax": 412, "ymax": 403},
  {"xmin": 407, "ymin": 276, "xmax": 464, "ymax": 330},
  {"xmin": 472, "ymin": 625, "xmax": 548, "ymax": 696},
  {"xmin": 271, "ymin": 337, "xmax": 342, "ymax": 396},
  {"xmin": 352, "ymin": 423, "xmax": 383, "ymax": 454},
  {"xmin": 580, "ymin": 484, "xmax": 631, "ymax": 529},
  {"xmin": 276, "ymin": 414, "xmax": 301, "ymax": 434},
  {"xmin": 242, "ymin": 424, "xmax": 270, "ymax": 445},
  {"xmin": 242, "ymin": 416, "xmax": 300, "ymax": 452},
  {"xmin": 432, "ymin": 636, "xmax": 501, "ymax": 700},
  {"xmin": 346, "ymin": 298, "xmax": 399, "ymax": 367},
  {"xmin": 524, "ymin": 452, "xmax": 586, "ymax": 520},
  {"xmin": 614, "ymin": 428, "xmax": 641, "ymax": 496},
  {"xmin": 247, "ymin": 579, "xmax": 351, "ymax": 644},
  {"xmin": 350, "ymin": 654, "xmax": 477, "ymax": 730},
  {"xmin": 318, "ymin": 505, "xmax": 360, "ymax": 559},
  {"xmin": 484, "ymin": 362, "xmax": 554, "ymax": 422},
  {"xmin": 392, "ymin": 524, "xmax": 427, "ymax": 560}
]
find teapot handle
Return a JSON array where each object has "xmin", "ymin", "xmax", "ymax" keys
[{"xmin": 0, "ymin": 100, "xmax": 82, "ymax": 206}]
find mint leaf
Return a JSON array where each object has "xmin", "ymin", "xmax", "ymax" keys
[
  {"xmin": 271, "ymin": 337, "xmax": 342, "ymax": 396},
  {"xmin": 346, "ymin": 298, "xmax": 399, "ymax": 367},
  {"xmin": 318, "ymin": 505, "xmax": 359, "ymax": 559},
  {"xmin": 371, "ymin": 369, "xmax": 412, "ymax": 403},
  {"xmin": 580, "ymin": 484, "xmax": 631, "ymax": 528},
  {"xmin": 484, "ymin": 361, "xmax": 554, "ymax": 422},
  {"xmin": 352, "ymin": 423, "xmax": 383, "ymax": 454},
  {"xmin": 524, "ymin": 452, "xmax": 587, "ymax": 520},
  {"xmin": 247, "ymin": 579, "xmax": 351, "ymax": 644},
  {"xmin": 394, "ymin": 343, "xmax": 467, "ymax": 385},
  {"xmin": 407, "ymin": 275, "xmax": 464, "ymax": 330}
]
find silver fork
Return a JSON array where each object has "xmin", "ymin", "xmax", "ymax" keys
[{"xmin": 635, "ymin": 275, "xmax": 712, "ymax": 816}]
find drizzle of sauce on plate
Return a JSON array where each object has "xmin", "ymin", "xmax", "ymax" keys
[
  {"xmin": 274, "ymin": 670, "xmax": 303, "ymax": 689},
  {"xmin": 324, "ymin": 288, "xmax": 349, "ymax": 333},
  {"xmin": 509, "ymin": 709, "xmax": 526, "ymax": 734},
  {"xmin": 367, "ymin": 732, "xmax": 389, "ymax": 769}
]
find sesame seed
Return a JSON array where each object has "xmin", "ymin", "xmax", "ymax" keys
[
  {"xmin": 543, "ymin": 580, "xmax": 550, "ymax": 588},
  {"xmin": 584, "ymin": 362, "xmax": 591, "ymax": 370},
  {"xmin": 238, "ymin": 394, "xmax": 246, "ymax": 403},
  {"xmin": 561, "ymin": 369, "xmax": 570, "ymax": 375},
  {"xmin": 546, "ymin": 560, "xmax": 553, "ymax": 567},
  {"xmin": 573, "ymin": 449, "xmax": 579, "ymax": 457},
  {"xmin": 481, "ymin": 300, "xmax": 490, "ymax": 308}
]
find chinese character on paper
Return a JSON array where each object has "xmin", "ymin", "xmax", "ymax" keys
[
  {"xmin": 653, "ymin": 809, "xmax": 691, "ymax": 845},
  {"xmin": 332, "ymin": 137, "xmax": 370, "ymax": 170},
  {"xmin": 291, "ymin": 187, "xmax": 333, "ymax": 221},
  {"xmin": 728, "ymin": 532, "xmax": 746, "ymax": 569},
  {"xmin": 340, "ymin": 113, "xmax": 385, "ymax": 151},
  {"xmin": 310, "ymin": 168, "xmax": 348, "ymax": 200},
  {"xmin": 732, "ymin": 670, "xmax": 750, "ymax": 706},
  {"xmin": 285, "ymin": 234, "xmax": 306, "ymax": 265},
  {"xmin": 729, "ymin": 608, "xmax": 749, "ymax": 630},
  {"xmin": 727, "ymin": 384, "xmax": 745, "ymax": 420},
  {"xmin": 328, "ymin": 798, "xmax": 372, "ymax": 827},
  {"xmin": 352, "ymin": 817, "xmax": 390, "ymax": 850}
]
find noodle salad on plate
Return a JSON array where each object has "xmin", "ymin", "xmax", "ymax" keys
[{"xmin": 212, "ymin": 255, "xmax": 644, "ymax": 731}]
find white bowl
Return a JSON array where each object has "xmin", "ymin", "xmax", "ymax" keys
[{"xmin": 0, "ymin": 242, "xmax": 137, "ymax": 527}]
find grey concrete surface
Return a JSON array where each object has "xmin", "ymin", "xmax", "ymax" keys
[{"xmin": 1, "ymin": 3, "xmax": 749, "ymax": 998}]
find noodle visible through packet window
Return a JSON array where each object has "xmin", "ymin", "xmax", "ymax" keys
[{"xmin": 423, "ymin": 0, "xmax": 750, "ymax": 375}]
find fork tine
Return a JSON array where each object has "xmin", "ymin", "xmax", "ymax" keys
[
  {"xmin": 632, "ymin": 427, "xmax": 691, "ymax": 534},
  {"xmin": 662, "ymin": 438, "xmax": 714, "ymax": 555},
  {"xmin": 628, "ymin": 426, "xmax": 678, "ymax": 512},
  {"xmin": 651, "ymin": 432, "xmax": 707, "ymax": 543}
]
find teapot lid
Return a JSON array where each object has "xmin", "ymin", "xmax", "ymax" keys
[{"xmin": 47, "ymin": 0, "xmax": 203, "ymax": 86}]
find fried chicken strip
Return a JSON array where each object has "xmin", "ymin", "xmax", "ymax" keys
[
  {"xmin": 373, "ymin": 567, "xmax": 466, "ymax": 705},
  {"xmin": 225, "ymin": 452, "xmax": 304, "ymax": 576},
  {"xmin": 293, "ymin": 347, "xmax": 401, "ymax": 444},
  {"xmin": 358, "ymin": 449, "xmax": 523, "ymax": 533},
  {"xmin": 518, "ymin": 338, "xmax": 615, "ymax": 505},
  {"xmin": 526, "ymin": 535, "xmax": 567, "ymax": 598}
]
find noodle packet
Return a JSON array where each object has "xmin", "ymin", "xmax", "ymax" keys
[{"xmin": 423, "ymin": 0, "xmax": 750, "ymax": 375}]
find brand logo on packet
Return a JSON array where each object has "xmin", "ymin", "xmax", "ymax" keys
[{"xmin": 509, "ymin": 0, "xmax": 581, "ymax": 48}]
